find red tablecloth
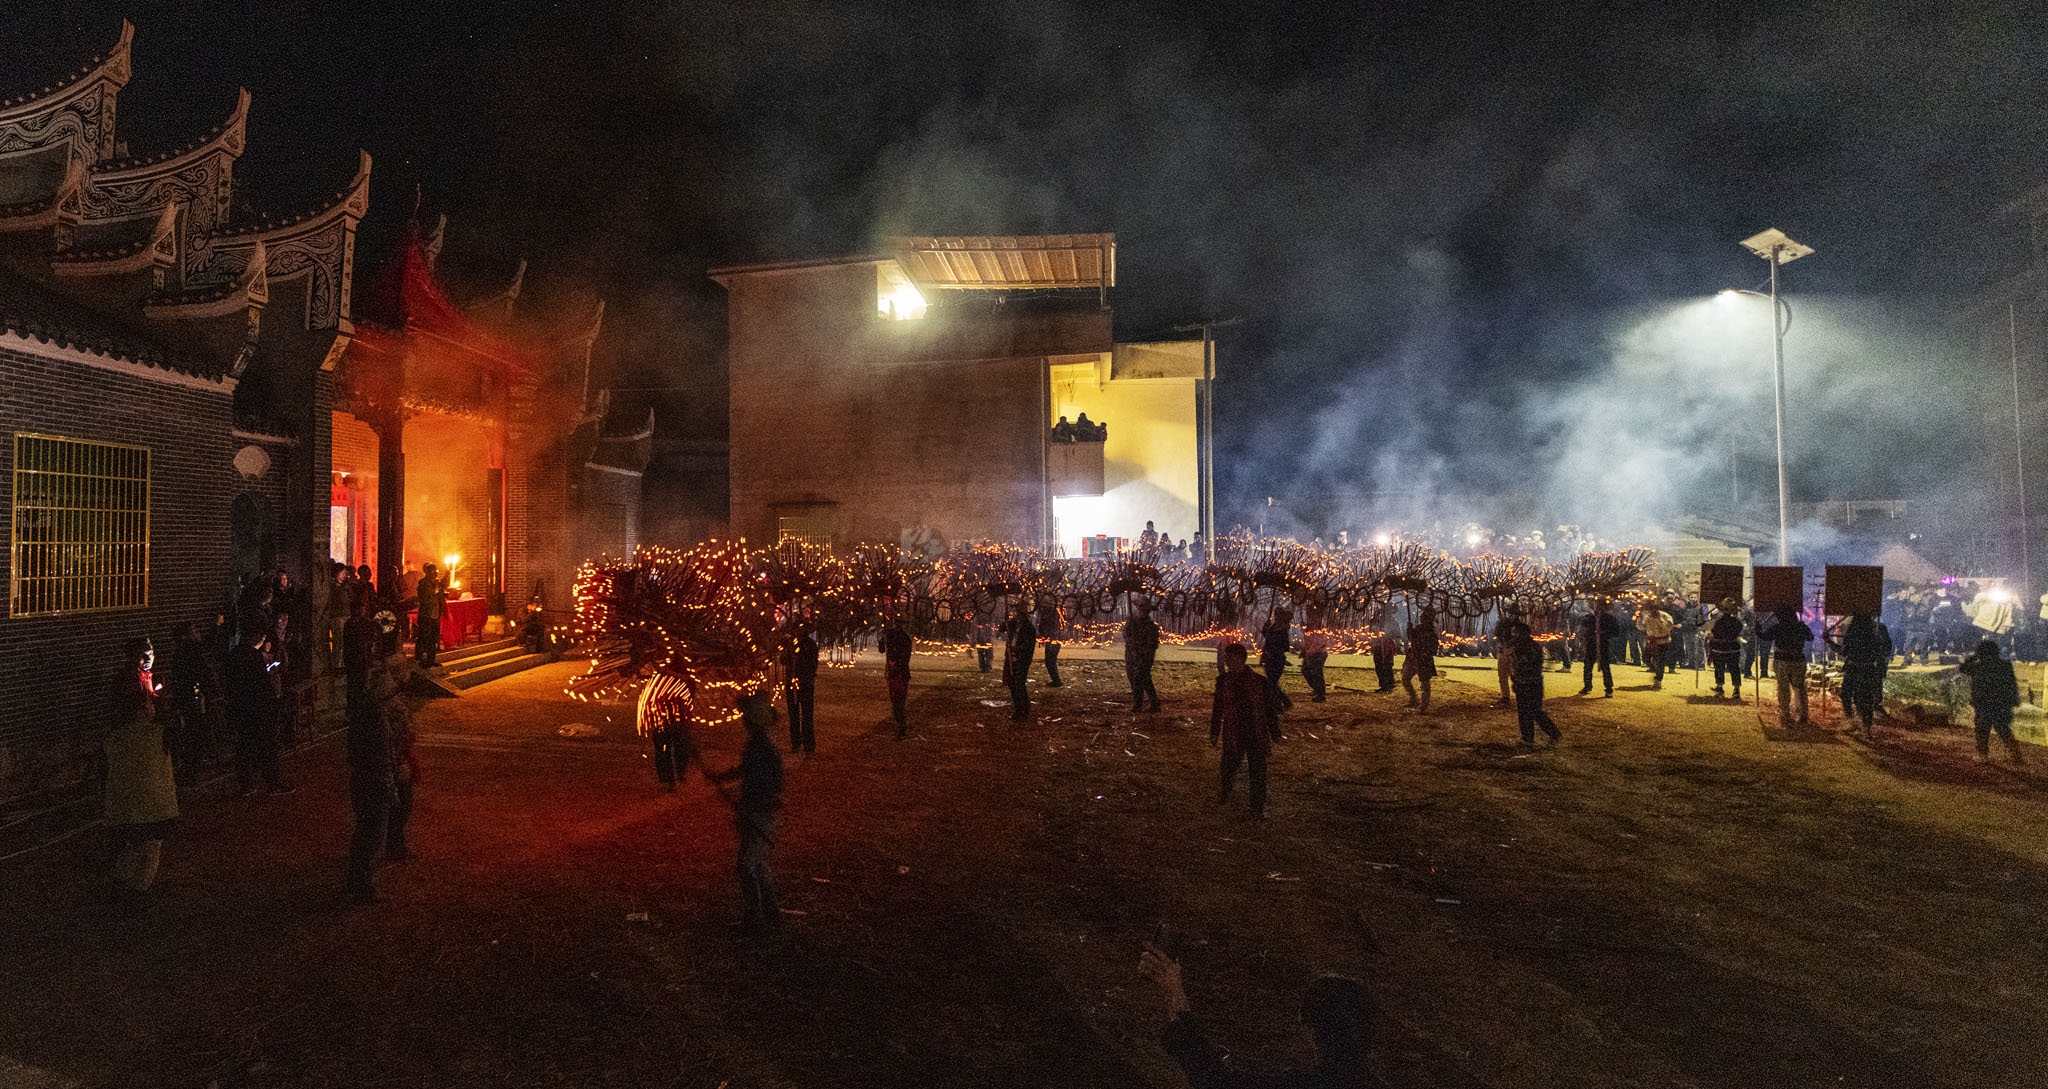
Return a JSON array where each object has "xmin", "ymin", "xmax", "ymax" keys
[{"xmin": 410, "ymin": 595, "xmax": 489, "ymax": 648}]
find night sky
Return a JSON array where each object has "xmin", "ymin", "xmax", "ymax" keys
[{"xmin": 10, "ymin": 2, "xmax": 2046, "ymax": 538}]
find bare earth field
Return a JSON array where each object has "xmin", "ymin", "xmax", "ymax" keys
[{"xmin": 2, "ymin": 651, "xmax": 2045, "ymax": 1088}]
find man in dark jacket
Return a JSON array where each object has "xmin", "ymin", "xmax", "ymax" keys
[
  {"xmin": 227, "ymin": 628, "xmax": 288, "ymax": 795},
  {"xmin": 1578, "ymin": 600, "xmax": 1620, "ymax": 697},
  {"xmin": 882, "ymin": 618, "xmax": 913, "ymax": 738},
  {"xmin": 344, "ymin": 669, "xmax": 406, "ymax": 904},
  {"xmin": 714, "ymin": 692, "xmax": 785, "ymax": 930},
  {"xmin": 414, "ymin": 563, "xmax": 446, "ymax": 668},
  {"xmin": 1959, "ymin": 640, "xmax": 2027, "ymax": 763},
  {"xmin": 783, "ymin": 612, "xmax": 820, "ymax": 753},
  {"xmin": 1211, "ymin": 644, "xmax": 1276, "ymax": 818},
  {"xmin": 1507, "ymin": 622, "xmax": 1561, "ymax": 745},
  {"xmin": 1706, "ymin": 599, "xmax": 1745, "ymax": 699},
  {"xmin": 1760, "ymin": 606, "xmax": 1813, "ymax": 726},
  {"xmin": 1124, "ymin": 601, "xmax": 1162, "ymax": 712},
  {"xmin": 1260, "ymin": 608, "xmax": 1294, "ymax": 714},
  {"xmin": 1002, "ymin": 604, "xmax": 1036, "ymax": 721},
  {"xmin": 1833, "ymin": 614, "xmax": 1893, "ymax": 734},
  {"xmin": 1368, "ymin": 629, "xmax": 1398, "ymax": 692},
  {"xmin": 1035, "ymin": 601, "xmax": 1065, "ymax": 687}
]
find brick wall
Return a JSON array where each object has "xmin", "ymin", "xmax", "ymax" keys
[{"xmin": 0, "ymin": 343, "xmax": 237, "ymax": 796}]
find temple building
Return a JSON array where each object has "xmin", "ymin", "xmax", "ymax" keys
[
  {"xmin": 714, "ymin": 235, "xmax": 1211, "ymax": 556},
  {"xmin": 334, "ymin": 217, "xmax": 649, "ymax": 630},
  {"xmin": 0, "ymin": 23, "xmax": 366, "ymax": 790},
  {"xmin": 0, "ymin": 24, "xmax": 641, "ymax": 798}
]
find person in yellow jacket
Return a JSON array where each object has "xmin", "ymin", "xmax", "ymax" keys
[{"xmin": 104, "ymin": 637, "xmax": 178, "ymax": 899}]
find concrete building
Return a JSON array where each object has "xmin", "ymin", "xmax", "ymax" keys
[{"xmin": 713, "ymin": 235, "xmax": 1210, "ymax": 556}]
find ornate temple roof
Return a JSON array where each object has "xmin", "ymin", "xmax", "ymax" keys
[{"xmin": 0, "ymin": 22, "xmax": 366, "ymax": 383}]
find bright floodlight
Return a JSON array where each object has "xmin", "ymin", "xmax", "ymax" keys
[
  {"xmin": 1739, "ymin": 228, "xmax": 1813, "ymax": 265},
  {"xmin": 1465, "ymin": 532, "xmax": 1481, "ymax": 546},
  {"xmin": 1373, "ymin": 532, "xmax": 1392, "ymax": 546}
]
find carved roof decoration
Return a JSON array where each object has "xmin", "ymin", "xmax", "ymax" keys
[
  {"xmin": 0, "ymin": 21, "xmax": 358, "ymax": 389},
  {"xmin": 207, "ymin": 151, "xmax": 370, "ymax": 331},
  {"xmin": 89, "ymin": 88, "xmax": 248, "ymax": 176},
  {"xmin": 0, "ymin": 21, "xmax": 132, "ymax": 162},
  {"xmin": 0, "ymin": 155, "xmax": 85, "ymax": 232},
  {"xmin": 51, "ymin": 201, "xmax": 179, "ymax": 277},
  {"xmin": 144, "ymin": 239, "xmax": 267, "ymax": 320}
]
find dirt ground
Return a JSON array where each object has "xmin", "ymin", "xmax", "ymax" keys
[{"xmin": 2, "ymin": 649, "xmax": 2045, "ymax": 1089}]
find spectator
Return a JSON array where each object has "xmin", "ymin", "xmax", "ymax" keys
[
  {"xmin": 1508, "ymin": 623, "xmax": 1561, "ymax": 746},
  {"xmin": 1959, "ymin": 640, "xmax": 2026, "ymax": 764},
  {"xmin": 783, "ymin": 609, "xmax": 820, "ymax": 752},
  {"xmin": 1036, "ymin": 600, "xmax": 1065, "ymax": 687},
  {"xmin": 1577, "ymin": 599, "xmax": 1620, "ymax": 698},
  {"xmin": 414, "ymin": 563, "xmax": 446, "ymax": 668},
  {"xmin": 1124, "ymin": 599, "xmax": 1163, "ymax": 712},
  {"xmin": 1368, "ymin": 628, "xmax": 1398, "ymax": 693},
  {"xmin": 1299, "ymin": 627, "xmax": 1329, "ymax": 703},
  {"xmin": 1639, "ymin": 600, "xmax": 1675, "ymax": 690},
  {"xmin": 883, "ymin": 617, "xmax": 913, "ymax": 738},
  {"xmin": 1003, "ymin": 603, "xmax": 1037, "ymax": 721},
  {"xmin": 1401, "ymin": 606, "xmax": 1439, "ymax": 713},
  {"xmin": 103, "ymin": 638, "xmax": 177, "ymax": 900},
  {"xmin": 1833, "ymin": 614, "xmax": 1893, "ymax": 736},
  {"xmin": 1051, "ymin": 415, "xmax": 1077, "ymax": 443},
  {"xmin": 713, "ymin": 692, "xmax": 785, "ymax": 931},
  {"xmin": 1759, "ymin": 606, "xmax": 1813, "ymax": 726},
  {"xmin": 227, "ymin": 627, "xmax": 289, "ymax": 795},
  {"xmin": 1705, "ymin": 599, "xmax": 1743, "ymax": 699},
  {"xmin": 344, "ymin": 669, "xmax": 412, "ymax": 904},
  {"xmin": 1211, "ymin": 644, "xmax": 1276, "ymax": 818},
  {"xmin": 1138, "ymin": 942, "xmax": 1382, "ymax": 1088}
]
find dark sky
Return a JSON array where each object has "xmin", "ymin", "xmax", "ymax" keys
[{"xmin": 10, "ymin": 1, "xmax": 2046, "ymax": 535}]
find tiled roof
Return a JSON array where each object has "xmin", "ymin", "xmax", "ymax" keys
[{"xmin": 0, "ymin": 267, "xmax": 228, "ymax": 380}]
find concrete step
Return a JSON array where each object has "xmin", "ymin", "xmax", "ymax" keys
[
  {"xmin": 437, "ymin": 637, "xmax": 520, "ymax": 666},
  {"xmin": 442, "ymin": 644, "xmax": 533, "ymax": 672},
  {"xmin": 447, "ymin": 651, "xmax": 555, "ymax": 690}
]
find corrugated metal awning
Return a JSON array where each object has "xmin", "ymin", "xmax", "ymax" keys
[{"xmin": 889, "ymin": 234, "xmax": 1114, "ymax": 290}]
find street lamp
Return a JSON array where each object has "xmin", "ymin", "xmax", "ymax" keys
[{"xmin": 1733, "ymin": 228, "xmax": 1814, "ymax": 566}]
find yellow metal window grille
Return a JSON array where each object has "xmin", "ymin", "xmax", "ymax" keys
[
  {"xmin": 10, "ymin": 433, "xmax": 151, "ymax": 616},
  {"xmin": 776, "ymin": 512, "xmax": 831, "ymax": 549}
]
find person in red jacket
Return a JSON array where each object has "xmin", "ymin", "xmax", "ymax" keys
[{"xmin": 1211, "ymin": 643, "xmax": 1277, "ymax": 818}]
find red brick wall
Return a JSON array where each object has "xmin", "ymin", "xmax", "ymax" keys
[{"xmin": 0, "ymin": 343, "xmax": 237, "ymax": 796}]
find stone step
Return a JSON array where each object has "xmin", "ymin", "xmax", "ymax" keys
[
  {"xmin": 447, "ymin": 652, "xmax": 555, "ymax": 690},
  {"xmin": 436, "ymin": 637, "xmax": 521, "ymax": 666}
]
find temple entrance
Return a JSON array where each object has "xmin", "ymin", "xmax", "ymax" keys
[{"xmin": 402, "ymin": 412, "xmax": 504, "ymax": 604}]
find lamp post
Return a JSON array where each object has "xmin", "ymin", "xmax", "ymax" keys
[{"xmin": 1734, "ymin": 228, "xmax": 1814, "ymax": 565}]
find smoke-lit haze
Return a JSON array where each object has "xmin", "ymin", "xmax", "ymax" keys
[{"xmin": 13, "ymin": 1, "xmax": 2043, "ymax": 543}]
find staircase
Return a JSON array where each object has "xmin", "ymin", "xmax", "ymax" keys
[{"xmin": 436, "ymin": 637, "xmax": 555, "ymax": 690}]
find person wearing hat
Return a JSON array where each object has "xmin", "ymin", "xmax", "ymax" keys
[
  {"xmin": 1123, "ymin": 598, "xmax": 1163, "ymax": 712},
  {"xmin": 1707, "ymin": 599, "xmax": 1745, "ymax": 699},
  {"xmin": 104, "ymin": 637, "xmax": 177, "ymax": 899}
]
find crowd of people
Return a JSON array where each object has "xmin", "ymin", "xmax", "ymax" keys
[
  {"xmin": 94, "ymin": 560, "xmax": 422, "ymax": 904},
  {"xmin": 1048, "ymin": 413, "xmax": 1108, "ymax": 442}
]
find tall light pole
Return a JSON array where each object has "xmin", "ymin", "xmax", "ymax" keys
[{"xmin": 1739, "ymin": 228, "xmax": 1814, "ymax": 566}]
